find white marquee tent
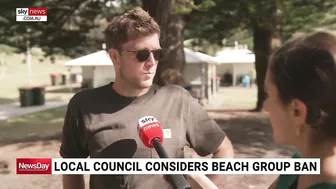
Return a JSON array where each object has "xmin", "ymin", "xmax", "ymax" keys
[
  {"xmin": 65, "ymin": 50, "xmax": 114, "ymax": 88},
  {"xmin": 65, "ymin": 50, "xmax": 113, "ymax": 66},
  {"xmin": 182, "ymin": 48, "xmax": 219, "ymax": 103}
]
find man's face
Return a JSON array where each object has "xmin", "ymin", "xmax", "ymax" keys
[{"xmin": 113, "ymin": 33, "xmax": 161, "ymax": 89}]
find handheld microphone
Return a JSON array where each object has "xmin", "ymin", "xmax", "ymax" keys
[{"xmin": 137, "ymin": 116, "xmax": 191, "ymax": 189}]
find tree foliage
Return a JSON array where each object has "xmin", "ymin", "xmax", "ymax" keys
[
  {"xmin": 0, "ymin": 0, "xmax": 139, "ymax": 58},
  {"xmin": 184, "ymin": 0, "xmax": 334, "ymax": 110}
]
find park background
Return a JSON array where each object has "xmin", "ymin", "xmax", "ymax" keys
[{"xmin": 0, "ymin": 0, "xmax": 335, "ymax": 188}]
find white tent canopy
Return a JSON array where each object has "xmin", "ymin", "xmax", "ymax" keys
[
  {"xmin": 184, "ymin": 48, "xmax": 219, "ymax": 64},
  {"xmin": 64, "ymin": 50, "xmax": 113, "ymax": 66},
  {"xmin": 215, "ymin": 48, "xmax": 255, "ymax": 64}
]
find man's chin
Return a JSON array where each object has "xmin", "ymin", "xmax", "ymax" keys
[{"xmin": 139, "ymin": 80, "xmax": 153, "ymax": 88}]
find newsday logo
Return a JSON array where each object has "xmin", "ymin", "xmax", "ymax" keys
[
  {"xmin": 16, "ymin": 8, "xmax": 48, "ymax": 22},
  {"xmin": 16, "ymin": 158, "xmax": 52, "ymax": 174}
]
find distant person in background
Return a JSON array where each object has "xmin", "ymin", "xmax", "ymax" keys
[
  {"xmin": 241, "ymin": 74, "xmax": 250, "ymax": 88},
  {"xmin": 265, "ymin": 31, "xmax": 336, "ymax": 189}
]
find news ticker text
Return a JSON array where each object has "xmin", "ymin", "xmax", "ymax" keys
[{"xmin": 16, "ymin": 158, "xmax": 320, "ymax": 175}]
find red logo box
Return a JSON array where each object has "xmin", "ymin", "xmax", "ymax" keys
[
  {"xmin": 28, "ymin": 8, "xmax": 48, "ymax": 16},
  {"xmin": 16, "ymin": 158, "xmax": 52, "ymax": 174}
]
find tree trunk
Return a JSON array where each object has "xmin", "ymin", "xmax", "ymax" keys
[
  {"xmin": 162, "ymin": 14, "xmax": 186, "ymax": 72},
  {"xmin": 142, "ymin": 0, "xmax": 186, "ymax": 86},
  {"xmin": 252, "ymin": 25, "xmax": 273, "ymax": 112}
]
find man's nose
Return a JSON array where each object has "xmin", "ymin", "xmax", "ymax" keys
[{"xmin": 145, "ymin": 53, "xmax": 157, "ymax": 67}]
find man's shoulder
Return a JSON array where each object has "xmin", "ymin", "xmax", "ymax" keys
[
  {"xmin": 154, "ymin": 84, "xmax": 199, "ymax": 107},
  {"xmin": 157, "ymin": 84, "xmax": 190, "ymax": 96},
  {"xmin": 69, "ymin": 84, "xmax": 108, "ymax": 106}
]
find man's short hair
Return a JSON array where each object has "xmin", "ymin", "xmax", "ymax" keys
[{"xmin": 104, "ymin": 6, "xmax": 161, "ymax": 49}]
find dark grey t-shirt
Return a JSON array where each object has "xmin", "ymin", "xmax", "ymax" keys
[{"xmin": 59, "ymin": 82, "xmax": 226, "ymax": 189}]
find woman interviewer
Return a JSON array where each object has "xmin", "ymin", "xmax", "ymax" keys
[{"xmin": 265, "ymin": 31, "xmax": 336, "ymax": 189}]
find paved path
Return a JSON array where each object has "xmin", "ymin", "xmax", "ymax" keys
[
  {"xmin": 0, "ymin": 87, "xmax": 256, "ymax": 121},
  {"xmin": 0, "ymin": 101, "xmax": 68, "ymax": 120}
]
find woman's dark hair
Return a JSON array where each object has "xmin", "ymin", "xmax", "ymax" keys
[{"xmin": 269, "ymin": 31, "xmax": 336, "ymax": 137}]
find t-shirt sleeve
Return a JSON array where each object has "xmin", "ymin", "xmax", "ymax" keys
[
  {"xmin": 184, "ymin": 92, "xmax": 226, "ymax": 157},
  {"xmin": 59, "ymin": 97, "xmax": 89, "ymax": 158}
]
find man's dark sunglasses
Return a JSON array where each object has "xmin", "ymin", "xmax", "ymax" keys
[{"xmin": 121, "ymin": 49, "xmax": 165, "ymax": 62}]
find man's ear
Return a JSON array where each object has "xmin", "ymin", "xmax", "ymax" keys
[
  {"xmin": 108, "ymin": 48, "xmax": 120, "ymax": 67},
  {"xmin": 291, "ymin": 99, "xmax": 307, "ymax": 126}
]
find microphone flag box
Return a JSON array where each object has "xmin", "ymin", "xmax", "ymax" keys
[
  {"xmin": 16, "ymin": 8, "xmax": 48, "ymax": 22},
  {"xmin": 16, "ymin": 158, "xmax": 320, "ymax": 175},
  {"xmin": 137, "ymin": 116, "xmax": 164, "ymax": 148}
]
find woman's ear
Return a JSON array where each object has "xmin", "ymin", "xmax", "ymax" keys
[{"xmin": 291, "ymin": 99, "xmax": 307, "ymax": 125}]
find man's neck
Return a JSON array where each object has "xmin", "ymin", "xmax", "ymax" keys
[{"xmin": 112, "ymin": 80, "xmax": 151, "ymax": 97}]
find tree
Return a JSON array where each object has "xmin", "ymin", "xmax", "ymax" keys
[
  {"xmin": 142, "ymin": 0, "xmax": 185, "ymax": 86},
  {"xmin": 186, "ymin": 0, "xmax": 276, "ymax": 111},
  {"xmin": 280, "ymin": 0, "xmax": 336, "ymax": 41},
  {"xmin": 248, "ymin": 0, "xmax": 277, "ymax": 111},
  {"xmin": 142, "ymin": 0, "xmax": 215, "ymax": 86},
  {"xmin": 185, "ymin": 0, "xmax": 334, "ymax": 111},
  {"xmin": 0, "ymin": 0, "xmax": 138, "ymax": 58}
]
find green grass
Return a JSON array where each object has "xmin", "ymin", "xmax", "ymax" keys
[
  {"xmin": 0, "ymin": 52, "xmax": 78, "ymax": 104},
  {"xmin": 0, "ymin": 106, "xmax": 67, "ymax": 146},
  {"xmin": 213, "ymin": 87, "xmax": 257, "ymax": 108},
  {"xmin": 0, "ymin": 51, "xmax": 80, "ymax": 145}
]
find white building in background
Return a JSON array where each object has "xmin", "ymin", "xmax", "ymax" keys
[
  {"xmin": 183, "ymin": 48, "xmax": 219, "ymax": 103},
  {"xmin": 64, "ymin": 50, "xmax": 115, "ymax": 89},
  {"xmin": 64, "ymin": 48, "xmax": 219, "ymax": 104},
  {"xmin": 215, "ymin": 44, "xmax": 256, "ymax": 86}
]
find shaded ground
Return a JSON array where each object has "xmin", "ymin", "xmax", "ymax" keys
[
  {"xmin": 184, "ymin": 110, "xmax": 295, "ymax": 189},
  {"xmin": 212, "ymin": 110, "xmax": 295, "ymax": 158},
  {"xmin": 0, "ymin": 87, "xmax": 296, "ymax": 189}
]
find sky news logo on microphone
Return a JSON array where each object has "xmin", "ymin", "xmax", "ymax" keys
[
  {"xmin": 16, "ymin": 8, "xmax": 48, "ymax": 22},
  {"xmin": 16, "ymin": 158, "xmax": 52, "ymax": 174},
  {"xmin": 137, "ymin": 116, "xmax": 164, "ymax": 148}
]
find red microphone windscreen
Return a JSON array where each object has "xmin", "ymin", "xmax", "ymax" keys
[{"xmin": 137, "ymin": 116, "xmax": 164, "ymax": 148}]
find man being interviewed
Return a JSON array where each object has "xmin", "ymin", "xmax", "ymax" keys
[{"xmin": 60, "ymin": 6, "xmax": 234, "ymax": 189}]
